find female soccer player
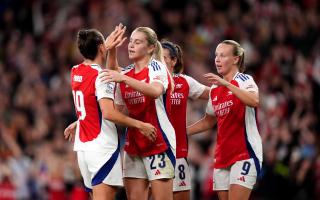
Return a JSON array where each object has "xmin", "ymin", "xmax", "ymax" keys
[
  {"xmin": 99, "ymin": 27, "xmax": 176, "ymax": 200},
  {"xmin": 161, "ymin": 40, "xmax": 210, "ymax": 200},
  {"xmin": 187, "ymin": 40, "xmax": 262, "ymax": 200},
  {"xmin": 69, "ymin": 27, "xmax": 156, "ymax": 200}
]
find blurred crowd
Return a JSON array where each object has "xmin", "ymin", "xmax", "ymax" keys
[{"xmin": 0, "ymin": 0, "xmax": 319, "ymax": 199}]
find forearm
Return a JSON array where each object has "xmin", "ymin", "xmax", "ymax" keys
[
  {"xmin": 199, "ymin": 87, "xmax": 210, "ymax": 100},
  {"xmin": 225, "ymin": 82, "xmax": 259, "ymax": 107},
  {"xmin": 122, "ymin": 76, "xmax": 163, "ymax": 99},
  {"xmin": 103, "ymin": 106, "xmax": 143, "ymax": 129},
  {"xmin": 187, "ymin": 114, "xmax": 216, "ymax": 135},
  {"xmin": 107, "ymin": 48, "xmax": 120, "ymax": 71}
]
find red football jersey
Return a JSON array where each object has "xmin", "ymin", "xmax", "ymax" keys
[
  {"xmin": 115, "ymin": 59, "xmax": 176, "ymax": 157},
  {"xmin": 170, "ymin": 74, "xmax": 206, "ymax": 158},
  {"xmin": 206, "ymin": 72, "xmax": 262, "ymax": 168},
  {"xmin": 71, "ymin": 63, "xmax": 118, "ymax": 152}
]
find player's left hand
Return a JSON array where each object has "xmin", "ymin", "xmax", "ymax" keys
[
  {"xmin": 204, "ymin": 73, "xmax": 229, "ymax": 86},
  {"xmin": 99, "ymin": 69, "xmax": 124, "ymax": 83}
]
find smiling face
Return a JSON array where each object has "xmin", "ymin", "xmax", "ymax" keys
[
  {"xmin": 128, "ymin": 30, "xmax": 154, "ymax": 61},
  {"xmin": 214, "ymin": 43, "xmax": 239, "ymax": 76}
]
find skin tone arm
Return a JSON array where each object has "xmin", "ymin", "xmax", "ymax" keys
[
  {"xmin": 187, "ymin": 113, "xmax": 217, "ymax": 136},
  {"xmin": 99, "ymin": 98, "xmax": 156, "ymax": 141},
  {"xmin": 204, "ymin": 73, "xmax": 259, "ymax": 107},
  {"xmin": 64, "ymin": 98, "xmax": 157, "ymax": 142},
  {"xmin": 99, "ymin": 69, "xmax": 165, "ymax": 99},
  {"xmin": 198, "ymin": 86, "xmax": 210, "ymax": 100}
]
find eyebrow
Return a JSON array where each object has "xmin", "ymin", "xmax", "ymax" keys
[{"xmin": 130, "ymin": 38, "xmax": 143, "ymax": 42}]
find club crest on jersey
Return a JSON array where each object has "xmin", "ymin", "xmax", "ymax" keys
[
  {"xmin": 175, "ymin": 83, "xmax": 183, "ymax": 89},
  {"xmin": 105, "ymin": 82, "xmax": 115, "ymax": 93}
]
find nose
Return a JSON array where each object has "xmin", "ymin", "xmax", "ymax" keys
[{"xmin": 128, "ymin": 41, "xmax": 134, "ymax": 49}]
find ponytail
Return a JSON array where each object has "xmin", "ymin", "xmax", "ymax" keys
[
  {"xmin": 238, "ymin": 51, "xmax": 245, "ymax": 73},
  {"xmin": 154, "ymin": 41, "xmax": 165, "ymax": 64}
]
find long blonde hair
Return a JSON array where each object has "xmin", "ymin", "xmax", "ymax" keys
[
  {"xmin": 134, "ymin": 27, "xmax": 174, "ymax": 92},
  {"xmin": 221, "ymin": 40, "xmax": 245, "ymax": 72}
]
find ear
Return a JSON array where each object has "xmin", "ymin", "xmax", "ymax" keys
[
  {"xmin": 147, "ymin": 44, "xmax": 155, "ymax": 54},
  {"xmin": 172, "ymin": 57, "xmax": 178, "ymax": 66},
  {"xmin": 233, "ymin": 56, "xmax": 240, "ymax": 65}
]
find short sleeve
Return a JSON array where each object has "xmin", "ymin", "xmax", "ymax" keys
[
  {"xmin": 184, "ymin": 75, "xmax": 206, "ymax": 99},
  {"xmin": 148, "ymin": 59, "xmax": 168, "ymax": 92},
  {"xmin": 205, "ymin": 99, "xmax": 215, "ymax": 116},
  {"xmin": 95, "ymin": 76, "xmax": 115, "ymax": 100},
  {"xmin": 236, "ymin": 74, "xmax": 259, "ymax": 93},
  {"xmin": 114, "ymin": 83, "xmax": 125, "ymax": 105},
  {"xmin": 205, "ymin": 85, "xmax": 217, "ymax": 116}
]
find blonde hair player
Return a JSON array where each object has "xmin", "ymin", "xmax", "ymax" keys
[
  {"xmin": 188, "ymin": 40, "xmax": 262, "ymax": 200},
  {"xmin": 100, "ymin": 27, "xmax": 176, "ymax": 200}
]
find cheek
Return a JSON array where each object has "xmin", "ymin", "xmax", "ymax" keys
[{"xmin": 136, "ymin": 45, "xmax": 148, "ymax": 55}]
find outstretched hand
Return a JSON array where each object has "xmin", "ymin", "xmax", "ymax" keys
[
  {"xmin": 105, "ymin": 23, "xmax": 127, "ymax": 50},
  {"xmin": 204, "ymin": 73, "xmax": 228, "ymax": 86}
]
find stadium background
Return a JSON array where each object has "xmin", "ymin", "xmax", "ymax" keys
[{"xmin": 0, "ymin": 0, "xmax": 319, "ymax": 199}]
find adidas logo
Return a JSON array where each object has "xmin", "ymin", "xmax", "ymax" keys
[
  {"xmin": 179, "ymin": 181, "xmax": 186, "ymax": 187},
  {"xmin": 212, "ymin": 96, "xmax": 217, "ymax": 101},
  {"xmin": 227, "ymin": 91, "xmax": 233, "ymax": 95},
  {"xmin": 154, "ymin": 169, "xmax": 161, "ymax": 176},
  {"xmin": 237, "ymin": 176, "xmax": 245, "ymax": 182}
]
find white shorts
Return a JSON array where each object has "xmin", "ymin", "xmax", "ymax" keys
[
  {"xmin": 173, "ymin": 157, "xmax": 191, "ymax": 192},
  {"xmin": 213, "ymin": 158, "xmax": 261, "ymax": 190},
  {"xmin": 77, "ymin": 148, "xmax": 123, "ymax": 191},
  {"xmin": 123, "ymin": 150, "xmax": 175, "ymax": 181}
]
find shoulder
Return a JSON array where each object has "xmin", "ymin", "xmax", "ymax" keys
[
  {"xmin": 234, "ymin": 72, "xmax": 253, "ymax": 82},
  {"xmin": 149, "ymin": 59, "xmax": 166, "ymax": 71},
  {"xmin": 121, "ymin": 64, "xmax": 134, "ymax": 74}
]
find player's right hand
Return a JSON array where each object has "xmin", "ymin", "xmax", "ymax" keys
[
  {"xmin": 64, "ymin": 121, "xmax": 77, "ymax": 142},
  {"xmin": 139, "ymin": 122, "xmax": 157, "ymax": 142}
]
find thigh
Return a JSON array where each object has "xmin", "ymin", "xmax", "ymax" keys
[
  {"xmin": 150, "ymin": 178, "xmax": 173, "ymax": 200},
  {"xmin": 213, "ymin": 168, "xmax": 230, "ymax": 191},
  {"xmin": 124, "ymin": 178, "xmax": 149, "ymax": 200},
  {"xmin": 229, "ymin": 184, "xmax": 251, "ymax": 200},
  {"xmin": 143, "ymin": 151, "xmax": 175, "ymax": 181},
  {"xmin": 173, "ymin": 158, "xmax": 191, "ymax": 192},
  {"xmin": 92, "ymin": 183, "xmax": 117, "ymax": 200},
  {"xmin": 123, "ymin": 151, "xmax": 148, "ymax": 179},
  {"xmin": 230, "ymin": 158, "xmax": 259, "ymax": 190},
  {"xmin": 173, "ymin": 191, "xmax": 190, "ymax": 200}
]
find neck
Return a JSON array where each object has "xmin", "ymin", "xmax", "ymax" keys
[
  {"xmin": 134, "ymin": 56, "xmax": 151, "ymax": 72},
  {"xmin": 223, "ymin": 68, "xmax": 239, "ymax": 82},
  {"xmin": 83, "ymin": 57, "xmax": 105, "ymax": 68}
]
